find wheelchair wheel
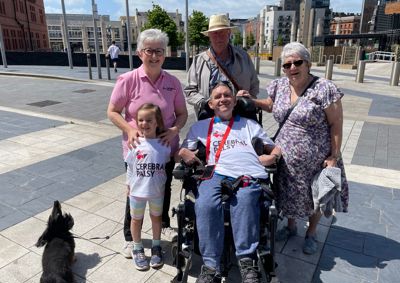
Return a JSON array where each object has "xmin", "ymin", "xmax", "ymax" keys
[
  {"xmin": 258, "ymin": 253, "xmax": 274, "ymax": 283},
  {"xmin": 171, "ymin": 235, "xmax": 193, "ymax": 270}
]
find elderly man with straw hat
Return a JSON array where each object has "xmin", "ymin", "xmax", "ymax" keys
[{"xmin": 184, "ymin": 14, "xmax": 259, "ymax": 119}]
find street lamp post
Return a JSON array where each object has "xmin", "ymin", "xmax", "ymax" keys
[
  {"xmin": 91, "ymin": 0, "xmax": 102, "ymax": 79},
  {"xmin": 125, "ymin": 0, "xmax": 133, "ymax": 70},
  {"xmin": 185, "ymin": 0, "xmax": 189, "ymax": 71},
  {"xmin": 61, "ymin": 0, "xmax": 73, "ymax": 69}
]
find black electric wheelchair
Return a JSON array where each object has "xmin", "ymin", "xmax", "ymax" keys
[{"xmin": 170, "ymin": 97, "xmax": 278, "ymax": 283}]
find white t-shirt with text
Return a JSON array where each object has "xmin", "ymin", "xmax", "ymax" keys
[
  {"xmin": 181, "ymin": 116, "xmax": 274, "ymax": 179},
  {"xmin": 125, "ymin": 138, "xmax": 171, "ymax": 198}
]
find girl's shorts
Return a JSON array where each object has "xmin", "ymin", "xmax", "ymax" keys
[{"xmin": 129, "ymin": 196, "xmax": 164, "ymax": 220}]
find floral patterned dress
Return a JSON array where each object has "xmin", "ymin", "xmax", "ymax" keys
[{"xmin": 267, "ymin": 76, "xmax": 349, "ymax": 218}]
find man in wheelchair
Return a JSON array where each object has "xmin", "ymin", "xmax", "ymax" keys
[{"xmin": 177, "ymin": 81, "xmax": 281, "ymax": 283}]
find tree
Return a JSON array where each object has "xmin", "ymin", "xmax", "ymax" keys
[
  {"xmin": 246, "ymin": 32, "xmax": 255, "ymax": 48},
  {"xmin": 188, "ymin": 10, "xmax": 209, "ymax": 54},
  {"xmin": 142, "ymin": 4, "xmax": 180, "ymax": 51},
  {"xmin": 232, "ymin": 31, "xmax": 243, "ymax": 47},
  {"xmin": 276, "ymin": 34, "xmax": 284, "ymax": 46}
]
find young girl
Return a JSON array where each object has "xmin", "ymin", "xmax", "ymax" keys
[{"xmin": 125, "ymin": 103, "xmax": 171, "ymax": 270}]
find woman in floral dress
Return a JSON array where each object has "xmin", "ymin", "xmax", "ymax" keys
[{"xmin": 240, "ymin": 42, "xmax": 348, "ymax": 255}]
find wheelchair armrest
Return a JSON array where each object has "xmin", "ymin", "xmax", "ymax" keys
[
  {"xmin": 265, "ymin": 164, "xmax": 277, "ymax": 174},
  {"xmin": 173, "ymin": 161, "xmax": 206, "ymax": 180},
  {"xmin": 173, "ymin": 162, "xmax": 189, "ymax": 180}
]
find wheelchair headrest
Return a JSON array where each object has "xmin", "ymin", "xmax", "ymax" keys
[{"xmin": 197, "ymin": 97, "xmax": 258, "ymax": 122}]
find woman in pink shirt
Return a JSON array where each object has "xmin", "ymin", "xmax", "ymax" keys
[{"xmin": 107, "ymin": 28, "xmax": 188, "ymax": 260}]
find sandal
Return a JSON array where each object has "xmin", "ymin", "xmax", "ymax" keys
[
  {"xmin": 303, "ymin": 235, "xmax": 318, "ymax": 255},
  {"xmin": 276, "ymin": 226, "xmax": 297, "ymax": 242}
]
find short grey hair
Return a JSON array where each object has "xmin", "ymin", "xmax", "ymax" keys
[
  {"xmin": 136, "ymin": 29, "xmax": 169, "ymax": 51},
  {"xmin": 281, "ymin": 42, "xmax": 311, "ymax": 63}
]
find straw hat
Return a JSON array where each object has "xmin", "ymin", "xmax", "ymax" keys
[{"xmin": 201, "ymin": 14, "xmax": 236, "ymax": 36}]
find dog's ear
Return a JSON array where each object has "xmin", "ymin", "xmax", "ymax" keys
[
  {"xmin": 65, "ymin": 213, "xmax": 74, "ymax": 230},
  {"xmin": 36, "ymin": 228, "xmax": 49, "ymax": 247}
]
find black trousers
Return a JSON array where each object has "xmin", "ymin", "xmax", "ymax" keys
[{"xmin": 123, "ymin": 158, "xmax": 175, "ymax": 241}]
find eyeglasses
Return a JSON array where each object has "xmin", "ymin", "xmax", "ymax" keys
[
  {"xmin": 209, "ymin": 80, "xmax": 234, "ymax": 93},
  {"xmin": 282, "ymin": 60, "xmax": 304, "ymax": 70},
  {"xmin": 141, "ymin": 48, "xmax": 165, "ymax": 56}
]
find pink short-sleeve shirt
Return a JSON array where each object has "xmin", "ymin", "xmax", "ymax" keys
[{"xmin": 109, "ymin": 65, "xmax": 186, "ymax": 158}]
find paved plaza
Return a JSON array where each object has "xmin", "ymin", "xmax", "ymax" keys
[{"xmin": 0, "ymin": 60, "xmax": 399, "ymax": 283}]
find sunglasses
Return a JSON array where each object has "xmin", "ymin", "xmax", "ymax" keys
[
  {"xmin": 141, "ymin": 48, "xmax": 165, "ymax": 56},
  {"xmin": 282, "ymin": 60, "xmax": 304, "ymax": 70},
  {"xmin": 209, "ymin": 80, "xmax": 234, "ymax": 93}
]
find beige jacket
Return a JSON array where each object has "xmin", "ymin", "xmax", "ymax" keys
[{"xmin": 184, "ymin": 45, "xmax": 259, "ymax": 115}]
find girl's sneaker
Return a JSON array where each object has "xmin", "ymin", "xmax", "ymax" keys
[
  {"xmin": 132, "ymin": 248, "xmax": 149, "ymax": 270},
  {"xmin": 150, "ymin": 246, "xmax": 164, "ymax": 268}
]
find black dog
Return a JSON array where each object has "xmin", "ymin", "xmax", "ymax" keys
[{"xmin": 36, "ymin": 200, "xmax": 75, "ymax": 283}]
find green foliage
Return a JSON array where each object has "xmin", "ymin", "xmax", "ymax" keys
[
  {"xmin": 246, "ymin": 32, "xmax": 255, "ymax": 48},
  {"xmin": 277, "ymin": 34, "xmax": 284, "ymax": 46},
  {"xmin": 232, "ymin": 31, "xmax": 243, "ymax": 47},
  {"xmin": 142, "ymin": 4, "xmax": 179, "ymax": 50},
  {"xmin": 188, "ymin": 10, "xmax": 209, "ymax": 53}
]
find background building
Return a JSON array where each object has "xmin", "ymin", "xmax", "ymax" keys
[
  {"xmin": 360, "ymin": 0, "xmax": 378, "ymax": 33},
  {"xmin": 0, "ymin": 0, "xmax": 50, "ymax": 51},
  {"xmin": 259, "ymin": 5, "xmax": 296, "ymax": 52},
  {"xmin": 46, "ymin": 14, "xmax": 123, "ymax": 53},
  {"xmin": 46, "ymin": 8, "xmax": 183, "ymax": 53},
  {"xmin": 298, "ymin": 0, "xmax": 332, "ymax": 47},
  {"xmin": 330, "ymin": 15, "xmax": 361, "ymax": 45}
]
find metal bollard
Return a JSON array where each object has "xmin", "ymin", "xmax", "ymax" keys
[
  {"xmin": 86, "ymin": 53, "xmax": 92, "ymax": 80},
  {"xmin": 274, "ymin": 58, "xmax": 281, "ymax": 77},
  {"xmin": 356, "ymin": 60, "xmax": 366, "ymax": 83},
  {"xmin": 325, "ymin": 59, "xmax": 333, "ymax": 80},
  {"xmin": 105, "ymin": 55, "xmax": 111, "ymax": 80},
  {"xmin": 254, "ymin": 56, "xmax": 260, "ymax": 74},
  {"xmin": 390, "ymin": 61, "xmax": 400, "ymax": 86}
]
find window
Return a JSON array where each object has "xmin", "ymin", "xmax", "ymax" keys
[
  {"xmin": 30, "ymin": 5, "xmax": 36, "ymax": 22},
  {"xmin": 0, "ymin": 1, "xmax": 6, "ymax": 15},
  {"xmin": 39, "ymin": 9, "xmax": 44, "ymax": 24}
]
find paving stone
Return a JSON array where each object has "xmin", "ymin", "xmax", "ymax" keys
[
  {"xmin": 393, "ymin": 189, "xmax": 400, "ymax": 200},
  {"xmin": 72, "ymin": 238, "xmax": 118, "ymax": 278},
  {"xmin": 353, "ymin": 145, "xmax": 376, "ymax": 157},
  {"xmin": 373, "ymin": 159, "xmax": 388, "ymax": 168},
  {"xmin": 19, "ymin": 196, "xmax": 56, "ymax": 216},
  {"xmin": 274, "ymin": 253, "xmax": 316, "ymax": 283},
  {"xmin": 377, "ymin": 259, "xmax": 400, "ymax": 283},
  {"xmin": 0, "ymin": 203, "xmax": 13, "ymax": 218},
  {"xmin": 0, "ymin": 110, "xmax": 65, "ymax": 141},
  {"xmin": 0, "ymin": 251, "xmax": 42, "ymax": 283},
  {"xmin": 86, "ymin": 254, "xmax": 155, "ymax": 283},
  {"xmin": 364, "ymin": 235, "xmax": 400, "ymax": 260},
  {"xmin": 281, "ymin": 235, "xmax": 322, "ymax": 265},
  {"xmin": 0, "ymin": 235, "xmax": 29, "ymax": 268},
  {"xmin": 0, "ymin": 217, "xmax": 46, "ymax": 249},
  {"xmin": 387, "ymin": 157, "xmax": 400, "ymax": 170},
  {"xmin": 313, "ymin": 266, "xmax": 365, "ymax": 283},
  {"xmin": 319, "ymin": 244, "xmax": 379, "ymax": 282},
  {"xmin": 66, "ymin": 148, "xmax": 98, "ymax": 161},
  {"xmin": 326, "ymin": 227, "xmax": 364, "ymax": 253},
  {"xmin": 332, "ymin": 213, "xmax": 387, "ymax": 238},
  {"xmin": 351, "ymin": 155, "xmax": 374, "ymax": 166}
]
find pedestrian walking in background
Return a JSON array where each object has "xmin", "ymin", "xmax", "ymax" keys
[{"xmin": 107, "ymin": 40, "xmax": 120, "ymax": 72}]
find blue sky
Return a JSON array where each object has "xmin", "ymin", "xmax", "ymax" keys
[{"xmin": 44, "ymin": 0, "xmax": 364, "ymax": 20}]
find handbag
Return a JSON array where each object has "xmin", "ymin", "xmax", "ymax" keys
[{"xmin": 272, "ymin": 75, "xmax": 319, "ymax": 141}]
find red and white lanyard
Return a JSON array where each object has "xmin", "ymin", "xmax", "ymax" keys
[{"xmin": 205, "ymin": 117, "xmax": 234, "ymax": 165}]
